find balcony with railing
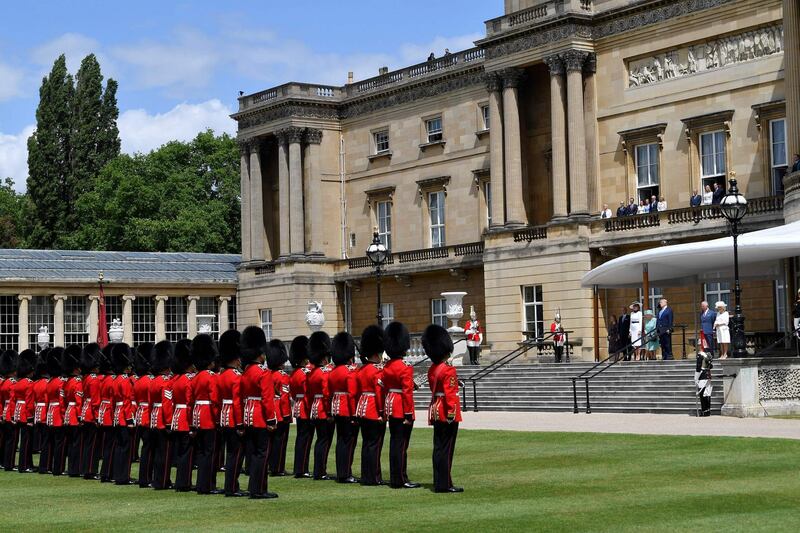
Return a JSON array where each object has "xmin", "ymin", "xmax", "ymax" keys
[
  {"xmin": 238, "ymin": 82, "xmax": 345, "ymax": 112},
  {"xmin": 340, "ymin": 241, "xmax": 485, "ymax": 279}
]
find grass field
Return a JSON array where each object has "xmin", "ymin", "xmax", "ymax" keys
[{"xmin": 1, "ymin": 428, "xmax": 799, "ymax": 532}]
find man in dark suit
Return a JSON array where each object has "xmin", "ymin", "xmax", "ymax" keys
[
  {"xmin": 711, "ymin": 182, "xmax": 724, "ymax": 205},
  {"xmin": 616, "ymin": 201, "xmax": 626, "ymax": 217},
  {"xmin": 656, "ymin": 298, "xmax": 674, "ymax": 360},
  {"xmin": 792, "ymin": 154, "xmax": 800, "ymax": 173},
  {"xmin": 690, "ymin": 190, "xmax": 702, "ymax": 207},
  {"xmin": 617, "ymin": 308, "xmax": 631, "ymax": 361},
  {"xmin": 699, "ymin": 300, "xmax": 717, "ymax": 355}
]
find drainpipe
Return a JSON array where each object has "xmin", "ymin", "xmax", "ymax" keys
[{"xmin": 339, "ymin": 133, "xmax": 347, "ymax": 259}]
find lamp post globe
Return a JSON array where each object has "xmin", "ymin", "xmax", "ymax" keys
[
  {"xmin": 720, "ymin": 174, "xmax": 748, "ymax": 358},
  {"xmin": 366, "ymin": 230, "xmax": 388, "ymax": 326}
]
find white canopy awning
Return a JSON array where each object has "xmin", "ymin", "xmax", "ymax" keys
[{"xmin": 581, "ymin": 220, "xmax": 800, "ymax": 288}]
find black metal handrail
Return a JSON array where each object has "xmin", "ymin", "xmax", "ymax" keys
[
  {"xmin": 756, "ymin": 324, "xmax": 800, "ymax": 357},
  {"xmin": 524, "ymin": 329, "xmax": 574, "ymax": 362},
  {"xmin": 462, "ymin": 337, "xmax": 539, "ymax": 412}
]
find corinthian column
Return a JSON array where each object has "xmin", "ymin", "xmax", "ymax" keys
[
  {"xmin": 238, "ymin": 139, "xmax": 252, "ymax": 262},
  {"xmin": 583, "ymin": 53, "xmax": 599, "ymax": 214},
  {"xmin": 249, "ymin": 139, "xmax": 266, "ymax": 261},
  {"xmin": 564, "ymin": 49, "xmax": 589, "ymax": 217},
  {"xmin": 305, "ymin": 129, "xmax": 324, "ymax": 255},
  {"xmin": 484, "ymin": 73, "xmax": 505, "ymax": 228},
  {"xmin": 286, "ymin": 127, "xmax": 306, "ymax": 256},
  {"xmin": 502, "ymin": 68, "xmax": 525, "ymax": 227},
  {"xmin": 277, "ymin": 132, "xmax": 290, "ymax": 257},
  {"xmin": 785, "ymin": 0, "xmax": 800, "ymax": 161},
  {"xmin": 545, "ymin": 54, "xmax": 568, "ymax": 220}
]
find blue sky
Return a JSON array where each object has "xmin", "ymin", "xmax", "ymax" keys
[{"xmin": 0, "ymin": 0, "xmax": 499, "ymax": 192}]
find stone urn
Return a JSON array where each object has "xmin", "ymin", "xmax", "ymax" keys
[
  {"xmin": 37, "ymin": 325, "xmax": 50, "ymax": 349},
  {"xmin": 197, "ymin": 315, "xmax": 214, "ymax": 335},
  {"xmin": 108, "ymin": 318, "xmax": 124, "ymax": 344},
  {"xmin": 441, "ymin": 291, "xmax": 467, "ymax": 333},
  {"xmin": 305, "ymin": 301, "xmax": 325, "ymax": 332}
]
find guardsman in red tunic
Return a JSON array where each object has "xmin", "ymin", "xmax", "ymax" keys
[
  {"xmin": 240, "ymin": 326, "xmax": 278, "ymax": 499},
  {"xmin": 131, "ymin": 343, "xmax": 153, "ymax": 473},
  {"xmin": 78, "ymin": 344, "xmax": 103, "ymax": 480},
  {"xmin": 0, "ymin": 349, "xmax": 18, "ymax": 471},
  {"xmin": 149, "ymin": 341, "xmax": 174, "ymax": 490},
  {"xmin": 111, "ymin": 343, "xmax": 136, "ymax": 485},
  {"xmin": 170, "ymin": 339, "xmax": 195, "ymax": 492},
  {"xmin": 98, "ymin": 344, "xmax": 116, "ymax": 482},
  {"xmin": 62, "ymin": 345, "xmax": 84, "ymax": 477},
  {"xmin": 288, "ymin": 335, "xmax": 313, "ymax": 479},
  {"xmin": 133, "ymin": 344, "xmax": 154, "ymax": 488},
  {"xmin": 190, "ymin": 334, "xmax": 221, "ymax": 495},
  {"xmin": 329, "ymin": 332, "xmax": 360, "ymax": 483},
  {"xmin": 32, "ymin": 350, "xmax": 50, "ymax": 470},
  {"xmin": 382, "ymin": 321, "xmax": 420, "ymax": 489},
  {"xmin": 356, "ymin": 325, "xmax": 386, "ymax": 486},
  {"xmin": 13, "ymin": 349, "xmax": 36, "ymax": 473},
  {"xmin": 46, "ymin": 347, "xmax": 68, "ymax": 476},
  {"xmin": 217, "ymin": 329, "xmax": 246, "ymax": 497},
  {"xmin": 266, "ymin": 339, "xmax": 291, "ymax": 477},
  {"xmin": 423, "ymin": 324, "xmax": 463, "ymax": 493},
  {"xmin": 307, "ymin": 331, "xmax": 334, "ymax": 480}
]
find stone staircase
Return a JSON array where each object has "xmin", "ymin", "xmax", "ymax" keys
[{"xmin": 414, "ymin": 360, "xmax": 725, "ymax": 415}]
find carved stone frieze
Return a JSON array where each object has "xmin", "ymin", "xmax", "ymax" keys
[
  {"xmin": 562, "ymin": 49, "xmax": 590, "ymax": 72},
  {"xmin": 237, "ymin": 104, "xmax": 340, "ymax": 130}
]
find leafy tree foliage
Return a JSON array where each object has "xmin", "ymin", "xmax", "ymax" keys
[{"xmin": 0, "ymin": 179, "xmax": 31, "ymax": 248}]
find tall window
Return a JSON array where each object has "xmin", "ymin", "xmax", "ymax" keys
[
  {"xmin": 374, "ymin": 130, "xmax": 390, "ymax": 154},
  {"xmin": 132, "ymin": 297, "xmax": 156, "ymax": 345},
  {"xmin": 770, "ymin": 118, "xmax": 787, "ymax": 195},
  {"xmin": 0, "ymin": 296, "xmax": 18, "ymax": 351},
  {"xmin": 377, "ymin": 200, "xmax": 392, "ymax": 251},
  {"xmin": 638, "ymin": 287, "xmax": 664, "ymax": 313},
  {"xmin": 699, "ymin": 131, "xmax": 726, "ymax": 189},
  {"xmin": 523, "ymin": 285, "xmax": 544, "ymax": 338},
  {"xmin": 64, "ymin": 296, "xmax": 89, "ymax": 346},
  {"xmin": 431, "ymin": 298, "xmax": 448, "ymax": 328},
  {"xmin": 166, "ymin": 297, "xmax": 188, "ymax": 342},
  {"xmin": 29, "ymin": 296, "xmax": 54, "ymax": 353},
  {"xmin": 484, "ymin": 181, "xmax": 492, "ymax": 226},
  {"xmin": 704, "ymin": 282, "xmax": 731, "ymax": 308},
  {"xmin": 197, "ymin": 296, "xmax": 219, "ymax": 339},
  {"xmin": 228, "ymin": 296, "xmax": 237, "ymax": 331},
  {"xmin": 380, "ymin": 303, "xmax": 395, "ymax": 329},
  {"xmin": 635, "ymin": 143, "xmax": 659, "ymax": 201},
  {"xmin": 429, "ymin": 191, "xmax": 446, "ymax": 248},
  {"xmin": 481, "ymin": 105, "xmax": 490, "ymax": 130},
  {"xmin": 104, "ymin": 296, "xmax": 122, "ymax": 329},
  {"xmin": 260, "ymin": 309, "xmax": 272, "ymax": 341},
  {"xmin": 426, "ymin": 116, "xmax": 443, "ymax": 143}
]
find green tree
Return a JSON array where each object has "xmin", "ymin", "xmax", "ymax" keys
[
  {"xmin": 98, "ymin": 78, "xmax": 121, "ymax": 168},
  {"xmin": 0, "ymin": 178, "xmax": 30, "ymax": 248}
]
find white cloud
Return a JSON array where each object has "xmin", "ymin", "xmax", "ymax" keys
[
  {"xmin": 31, "ymin": 33, "xmax": 104, "ymax": 74},
  {"xmin": 117, "ymin": 99, "xmax": 236, "ymax": 154},
  {"xmin": 0, "ymin": 125, "xmax": 34, "ymax": 193},
  {"xmin": 398, "ymin": 33, "xmax": 483, "ymax": 65},
  {"xmin": 0, "ymin": 63, "xmax": 25, "ymax": 102}
]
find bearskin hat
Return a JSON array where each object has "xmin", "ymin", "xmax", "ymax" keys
[
  {"xmin": 16, "ymin": 349, "xmax": 36, "ymax": 378},
  {"xmin": 266, "ymin": 339, "xmax": 289, "ymax": 371},
  {"xmin": 358, "ymin": 325, "xmax": 385, "ymax": 360},
  {"xmin": 172, "ymin": 339, "xmax": 193, "ymax": 374},
  {"xmin": 80, "ymin": 343, "xmax": 102, "ymax": 373},
  {"xmin": 331, "ymin": 331, "xmax": 355, "ymax": 366},
  {"xmin": 308, "ymin": 331, "xmax": 331, "ymax": 366},
  {"xmin": 422, "ymin": 324, "xmax": 453, "ymax": 364},
  {"xmin": 62, "ymin": 344, "xmax": 82, "ymax": 375},
  {"xmin": 47, "ymin": 347, "xmax": 64, "ymax": 377},
  {"xmin": 240, "ymin": 326, "xmax": 267, "ymax": 365},
  {"xmin": 384, "ymin": 321, "xmax": 410, "ymax": 359},
  {"xmin": 0, "ymin": 349, "xmax": 17, "ymax": 376},
  {"xmin": 151, "ymin": 340, "xmax": 174, "ymax": 373},
  {"xmin": 191, "ymin": 334, "xmax": 217, "ymax": 370},
  {"xmin": 132, "ymin": 342, "xmax": 154, "ymax": 376},
  {"xmin": 289, "ymin": 335, "xmax": 309, "ymax": 369},
  {"xmin": 100, "ymin": 343, "xmax": 113, "ymax": 374},
  {"xmin": 218, "ymin": 329, "xmax": 241, "ymax": 367},
  {"xmin": 111, "ymin": 343, "xmax": 133, "ymax": 374}
]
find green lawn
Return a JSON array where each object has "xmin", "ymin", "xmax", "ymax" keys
[{"xmin": 1, "ymin": 428, "xmax": 799, "ymax": 532}]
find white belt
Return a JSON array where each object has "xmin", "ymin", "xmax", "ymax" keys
[
  {"xmin": 152, "ymin": 403, "xmax": 162, "ymax": 407},
  {"xmin": 294, "ymin": 394, "xmax": 305, "ymax": 398},
  {"xmin": 139, "ymin": 402, "xmax": 149, "ymax": 407},
  {"xmin": 313, "ymin": 394, "xmax": 323, "ymax": 398},
  {"xmin": 195, "ymin": 400, "xmax": 211, "ymax": 405},
  {"xmin": 333, "ymin": 392, "xmax": 348, "ymax": 395},
  {"xmin": 68, "ymin": 402, "xmax": 76, "ymax": 406},
  {"xmin": 222, "ymin": 399, "xmax": 233, "ymax": 405},
  {"xmin": 36, "ymin": 402, "xmax": 45, "ymax": 407},
  {"xmin": 100, "ymin": 400, "xmax": 111, "ymax": 403},
  {"xmin": 16, "ymin": 400, "xmax": 26, "ymax": 404},
  {"xmin": 388, "ymin": 389, "xmax": 403, "ymax": 393},
  {"xmin": 246, "ymin": 397, "xmax": 261, "ymax": 401},
  {"xmin": 115, "ymin": 402, "xmax": 124, "ymax": 406},
  {"xmin": 175, "ymin": 404, "xmax": 187, "ymax": 408},
  {"xmin": 434, "ymin": 392, "xmax": 445, "ymax": 397},
  {"xmin": 49, "ymin": 402, "xmax": 59, "ymax": 406},
  {"xmin": 360, "ymin": 392, "xmax": 375, "ymax": 397}
]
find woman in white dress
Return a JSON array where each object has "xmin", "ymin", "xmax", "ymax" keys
[
  {"xmin": 702, "ymin": 184, "xmax": 714, "ymax": 205},
  {"xmin": 629, "ymin": 302, "xmax": 643, "ymax": 361},
  {"xmin": 713, "ymin": 301, "xmax": 730, "ymax": 359}
]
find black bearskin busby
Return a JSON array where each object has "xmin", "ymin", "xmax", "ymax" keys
[
  {"xmin": 16, "ymin": 349, "xmax": 36, "ymax": 378},
  {"xmin": 151, "ymin": 340, "xmax": 174, "ymax": 374},
  {"xmin": 100, "ymin": 344, "xmax": 113, "ymax": 374},
  {"xmin": 172, "ymin": 339, "xmax": 193, "ymax": 374},
  {"xmin": 218, "ymin": 329, "xmax": 241, "ymax": 367},
  {"xmin": 80, "ymin": 343, "xmax": 102, "ymax": 374},
  {"xmin": 35, "ymin": 348, "xmax": 50, "ymax": 379},
  {"xmin": 358, "ymin": 325, "xmax": 385, "ymax": 361},
  {"xmin": 240, "ymin": 326, "xmax": 267, "ymax": 365},
  {"xmin": 0, "ymin": 349, "xmax": 17, "ymax": 376},
  {"xmin": 47, "ymin": 347, "xmax": 64, "ymax": 377},
  {"xmin": 308, "ymin": 331, "xmax": 331, "ymax": 367},
  {"xmin": 331, "ymin": 331, "xmax": 355, "ymax": 366},
  {"xmin": 111, "ymin": 343, "xmax": 133, "ymax": 375},
  {"xmin": 134, "ymin": 342, "xmax": 154, "ymax": 376},
  {"xmin": 191, "ymin": 334, "xmax": 217, "ymax": 371},
  {"xmin": 266, "ymin": 339, "xmax": 289, "ymax": 371},
  {"xmin": 384, "ymin": 321, "xmax": 410, "ymax": 359},
  {"xmin": 62, "ymin": 344, "xmax": 82, "ymax": 375},
  {"xmin": 289, "ymin": 335, "xmax": 309, "ymax": 369},
  {"xmin": 421, "ymin": 324, "xmax": 454, "ymax": 364}
]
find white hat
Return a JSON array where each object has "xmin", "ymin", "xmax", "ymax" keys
[
  {"xmin": 629, "ymin": 302, "xmax": 641, "ymax": 310},
  {"xmin": 715, "ymin": 301, "xmax": 727, "ymax": 309}
]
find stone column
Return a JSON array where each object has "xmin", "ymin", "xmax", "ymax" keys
[
  {"xmin": 785, "ymin": 0, "xmax": 800, "ymax": 161},
  {"xmin": 583, "ymin": 53, "xmax": 599, "ymax": 215},
  {"xmin": 187, "ymin": 295, "xmax": 199, "ymax": 339},
  {"xmin": 249, "ymin": 139, "xmax": 266, "ymax": 261},
  {"xmin": 122, "ymin": 295, "xmax": 136, "ymax": 345},
  {"xmin": 545, "ymin": 54, "xmax": 568, "ymax": 220},
  {"xmin": 287, "ymin": 127, "xmax": 306, "ymax": 256},
  {"xmin": 218, "ymin": 296, "xmax": 231, "ymax": 332},
  {"xmin": 485, "ymin": 73, "xmax": 506, "ymax": 228},
  {"xmin": 277, "ymin": 132, "xmax": 291, "ymax": 257},
  {"xmin": 53, "ymin": 295, "xmax": 67, "ymax": 347},
  {"xmin": 565, "ymin": 49, "xmax": 589, "ymax": 217},
  {"xmin": 17, "ymin": 295, "xmax": 31, "ymax": 351},
  {"xmin": 155, "ymin": 295, "xmax": 168, "ymax": 342},
  {"xmin": 304, "ymin": 129, "xmax": 324, "ymax": 255},
  {"xmin": 502, "ymin": 68, "xmax": 525, "ymax": 227},
  {"xmin": 238, "ymin": 140, "xmax": 252, "ymax": 262},
  {"xmin": 88, "ymin": 295, "xmax": 100, "ymax": 344}
]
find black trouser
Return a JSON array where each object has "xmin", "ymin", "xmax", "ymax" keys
[
  {"xmin": 112, "ymin": 426, "xmax": 134, "ymax": 484},
  {"xmin": 388, "ymin": 418, "xmax": 413, "ymax": 487},
  {"xmin": 223, "ymin": 428, "xmax": 244, "ymax": 494},
  {"xmin": 172, "ymin": 431, "xmax": 194, "ymax": 491},
  {"xmin": 245, "ymin": 427, "xmax": 272, "ymax": 496},
  {"xmin": 360, "ymin": 419, "xmax": 386, "ymax": 485},
  {"xmin": 17, "ymin": 423, "xmax": 34, "ymax": 472},
  {"xmin": 32, "ymin": 421, "xmax": 43, "ymax": 453},
  {"xmin": 660, "ymin": 333, "xmax": 673, "ymax": 360},
  {"xmin": 2, "ymin": 422, "xmax": 18, "ymax": 471},
  {"xmin": 194, "ymin": 429, "xmax": 217, "ymax": 493},
  {"xmin": 99, "ymin": 426, "xmax": 114, "ymax": 481},
  {"xmin": 292, "ymin": 418, "xmax": 314, "ymax": 476},
  {"xmin": 432, "ymin": 421, "xmax": 459, "ymax": 491},
  {"xmin": 138, "ymin": 428, "xmax": 155, "ymax": 487},
  {"xmin": 554, "ymin": 345, "xmax": 564, "ymax": 363},
  {"xmin": 51, "ymin": 426, "xmax": 68, "ymax": 476},
  {"xmin": 312, "ymin": 419, "xmax": 334, "ymax": 479},
  {"xmin": 151, "ymin": 429, "xmax": 172, "ymax": 489},
  {"xmin": 334, "ymin": 416, "xmax": 358, "ymax": 481},
  {"xmin": 81, "ymin": 423, "xmax": 99, "ymax": 478},
  {"xmin": 700, "ymin": 395, "xmax": 712, "ymax": 416},
  {"xmin": 66, "ymin": 425, "xmax": 82, "ymax": 476},
  {"xmin": 269, "ymin": 420, "xmax": 290, "ymax": 475},
  {"xmin": 37, "ymin": 425, "xmax": 52, "ymax": 473},
  {"xmin": 214, "ymin": 429, "xmax": 224, "ymax": 473},
  {"xmin": 467, "ymin": 345, "xmax": 480, "ymax": 365}
]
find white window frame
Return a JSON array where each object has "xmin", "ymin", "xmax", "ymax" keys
[
  {"xmin": 64, "ymin": 296, "xmax": 89, "ymax": 346},
  {"xmin": 260, "ymin": 309, "xmax": 273, "ymax": 341},
  {"xmin": 374, "ymin": 130, "xmax": 390, "ymax": 154},
  {"xmin": 165, "ymin": 297, "xmax": 187, "ymax": 343},
  {"xmin": 29, "ymin": 296, "xmax": 54, "ymax": 353},
  {"xmin": 197, "ymin": 296, "xmax": 219, "ymax": 340},
  {"xmin": 0, "ymin": 296, "xmax": 19, "ymax": 352},
  {"xmin": 380, "ymin": 303, "xmax": 395, "ymax": 329},
  {"xmin": 704, "ymin": 282, "xmax": 731, "ymax": 308},
  {"xmin": 377, "ymin": 200, "xmax": 392, "ymax": 251},
  {"xmin": 426, "ymin": 116, "xmax": 443, "ymax": 143},
  {"xmin": 429, "ymin": 190, "xmax": 446, "ymax": 248},
  {"xmin": 132, "ymin": 297, "xmax": 156, "ymax": 346},
  {"xmin": 635, "ymin": 143, "xmax": 660, "ymax": 200},
  {"xmin": 770, "ymin": 118, "xmax": 787, "ymax": 195},
  {"xmin": 481, "ymin": 104, "xmax": 490, "ymax": 131},
  {"xmin": 522, "ymin": 285, "xmax": 544, "ymax": 338},
  {"xmin": 638, "ymin": 287, "xmax": 664, "ymax": 313},
  {"xmin": 699, "ymin": 130, "xmax": 727, "ymax": 187},
  {"xmin": 483, "ymin": 181, "xmax": 492, "ymax": 226},
  {"xmin": 431, "ymin": 298, "xmax": 448, "ymax": 328}
]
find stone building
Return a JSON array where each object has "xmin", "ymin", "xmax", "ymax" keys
[{"xmin": 232, "ymin": 0, "xmax": 799, "ymax": 360}]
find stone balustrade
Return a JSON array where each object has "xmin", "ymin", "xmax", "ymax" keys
[{"xmin": 240, "ymin": 82, "xmax": 344, "ymax": 111}]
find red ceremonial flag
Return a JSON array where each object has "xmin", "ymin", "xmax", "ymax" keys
[{"xmin": 97, "ymin": 280, "xmax": 108, "ymax": 347}]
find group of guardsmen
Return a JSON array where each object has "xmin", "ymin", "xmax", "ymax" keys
[{"xmin": 0, "ymin": 321, "xmax": 463, "ymax": 498}]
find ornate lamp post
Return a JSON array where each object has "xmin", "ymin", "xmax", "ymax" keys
[
  {"xmin": 719, "ymin": 173, "xmax": 748, "ymax": 358},
  {"xmin": 366, "ymin": 229, "xmax": 389, "ymax": 326}
]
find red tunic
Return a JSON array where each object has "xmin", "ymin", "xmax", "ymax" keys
[
  {"xmin": 241, "ymin": 365, "xmax": 277, "ymax": 428},
  {"xmin": 382, "ymin": 359, "xmax": 415, "ymax": 420},
  {"xmin": 133, "ymin": 375, "xmax": 153, "ymax": 428},
  {"xmin": 80, "ymin": 374, "xmax": 101, "ymax": 424},
  {"xmin": 97, "ymin": 375, "xmax": 116, "ymax": 427},
  {"xmin": 113, "ymin": 375, "xmax": 134, "ymax": 427},
  {"xmin": 356, "ymin": 362, "xmax": 384, "ymax": 420},
  {"xmin": 13, "ymin": 377, "xmax": 35, "ymax": 424},
  {"xmin": 191, "ymin": 370, "xmax": 219, "ymax": 430},
  {"xmin": 1, "ymin": 377, "xmax": 15, "ymax": 423},
  {"xmin": 329, "ymin": 364, "xmax": 359, "ymax": 417},
  {"xmin": 170, "ymin": 373, "xmax": 194, "ymax": 432},
  {"xmin": 216, "ymin": 368, "xmax": 242, "ymax": 428},
  {"xmin": 427, "ymin": 362, "xmax": 462, "ymax": 424},
  {"xmin": 63, "ymin": 376, "xmax": 83, "ymax": 427},
  {"xmin": 33, "ymin": 378, "xmax": 48, "ymax": 424},
  {"xmin": 271, "ymin": 369, "xmax": 292, "ymax": 421},
  {"xmin": 149, "ymin": 374, "xmax": 172, "ymax": 430},
  {"xmin": 289, "ymin": 367, "xmax": 311, "ymax": 420},
  {"xmin": 306, "ymin": 365, "xmax": 332, "ymax": 420},
  {"xmin": 45, "ymin": 376, "xmax": 66, "ymax": 427}
]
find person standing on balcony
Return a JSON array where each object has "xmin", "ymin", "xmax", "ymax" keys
[
  {"xmin": 690, "ymin": 190, "xmax": 702, "ymax": 207},
  {"xmin": 712, "ymin": 182, "xmax": 724, "ymax": 205},
  {"xmin": 627, "ymin": 198, "xmax": 638, "ymax": 215},
  {"xmin": 629, "ymin": 302, "xmax": 643, "ymax": 361},
  {"xmin": 702, "ymin": 184, "xmax": 714, "ymax": 205},
  {"xmin": 464, "ymin": 307, "xmax": 483, "ymax": 365},
  {"xmin": 713, "ymin": 301, "xmax": 730, "ymax": 359},
  {"xmin": 649, "ymin": 195, "xmax": 659, "ymax": 213},
  {"xmin": 699, "ymin": 301, "xmax": 717, "ymax": 356},
  {"xmin": 658, "ymin": 196, "xmax": 667, "ymax": 211},
  {"xmin": 601, "ymin": 204, "xmax": 613, "ymax": 219},
  {"xmin": 792, "ymin": 154, "xmax": 800, "ymax": 173},
  {"xmin": 657, "ymin": 298, "xmax": 674, "ymax": 360},
  {"xmin": 616, "ymin": 201, "xmax": 626, "ymax": 217},
  {"xmin": 793, "ymin": 290, "xmax": 800, "ymax": 336}
]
